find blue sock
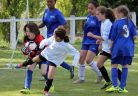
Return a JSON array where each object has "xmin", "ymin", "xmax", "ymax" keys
[
  {"xmin": 60, "ymin": 62, "xmax": 71, "ymax": 71},
  {"xmin": 112, "ymin": 68, "xmax": 118, "ymax": 87},
  {"xmin": 120, "ymin": 68, "xmax": 128, "ymax": 89},
  {"xmin": 25, "ymin": 70, "xmax": 33, "ymax": 89}
]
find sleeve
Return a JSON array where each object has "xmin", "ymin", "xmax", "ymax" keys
[
  {"xmin": 102, "ymin": 22, "xmax": 112, "ymax": 41},
  {"xmin": 36, "ymin": 35, "xmax": 44, "ymax": 45},
  {"xmin": 57, "ymin": 11, "xmax": 67, "ymax": 25},
  {"xmin": 66, "ymin": 44, "xmax": 80, "ymax": 66},
  {"xmin": 39, "ymin": 36, "xmax": 54, "ymax": 49},
  {"xmin": 109, "ymin": 23, "xmax": 118, "ymax": 41},
  {"xmin": 130, "ymin": 20, "xmax": 137, "ymax": 37}
]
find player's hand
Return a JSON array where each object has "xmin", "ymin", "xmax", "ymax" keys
[
  {"xmin": 21, "ymin": 46, "xmax": 31, "ymax": 55},
  {"xmin": 87, "ymin": 32, "xmax": 94, "ymax": 37}
]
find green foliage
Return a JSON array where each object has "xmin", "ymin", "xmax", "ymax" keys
[
  {"xmin": 0, "ymin": 39, "xmax": 10, "ymax": 49},
  {"xmin": 28, "ymin": 0, "xmax": 46, "ymax": 18},
  {"xmin": 56, "ymin": 0, "xmax": 72, "ymax": 16}
]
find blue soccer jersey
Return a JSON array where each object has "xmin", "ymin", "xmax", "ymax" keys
[
  {"xmin": 82, "ymin": 14, "xmax": 101, "ymax": 44},
  {"xmin": 109, "ymin": 18, "xmax": 137, "ymax": 58},
  {"xmin": 42, "ymin": 8, "xmax": 67, "ymax": 38}
]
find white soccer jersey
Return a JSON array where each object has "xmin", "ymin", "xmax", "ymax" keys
[
  {"xmin": 40, "ymin": 36, "xmax": 80, "ymax": 66},
  {"xmin": 101, "ymin": 19, "xmax": 112, "ymax": 53}
]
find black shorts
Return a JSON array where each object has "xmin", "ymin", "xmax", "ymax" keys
[
  {"xmin": 39, "ymin": 54, "xmax": 57, "ymax": 67},
  {"xmin": 100, "ymin": 51, "xmax": 111, "ymax": 59}
]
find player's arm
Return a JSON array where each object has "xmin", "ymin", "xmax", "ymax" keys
[
  {"xmin": 87, "ymin": 32, "xmax": 103, "ymax": 40},
  {"xmin": 38, "ymin": 23, "xmax": 45, "ymax": 28},
  {"xmin": 66, "ymin": 44, "xmax": 80, "ymax": 66}
]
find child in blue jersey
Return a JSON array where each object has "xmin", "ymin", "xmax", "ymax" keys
[
  {"xmin": 38, "ymin": 0, "xmax": 74, "ymax": 79},
  {"xmin": 89, "ymin": 6, "xmax": 122, "ymax": 89},
  {"xmin": 74, "ymin": 0, "xmax": 102, "ymax": 84},
  {"xmin": 106, "ymin": 5, "xmax": 137, "ymax": 93}
]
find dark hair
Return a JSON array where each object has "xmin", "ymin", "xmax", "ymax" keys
[
  {"xmin": 91, "ymin": 0, "xmax": 99, "ymax": 8},
  {"xmin": 54, "ymin": 27, "xmax": 69, "ymax": 42},
  {"xmin": 24, "ymin": 23, "xmax": 40, "ymax": 35},
  {"xmin": 97, "ymin": 6, "xmax": 115, "ymax": 22},
  {"xmin": 116, "ymin": 5, "xmax": 130, "ymax": 17},
  {"xmin": 105, "ymin": 8, "xmax": 115, "ymax": 22}
]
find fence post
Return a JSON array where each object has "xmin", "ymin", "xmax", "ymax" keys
[
  {"xmin": 70, "ymin": 15, "xmax": 76, "ymax": 44},
  {"xmin": 131, "ymin": 12, "xmax": 136, "ymax": 26},
  {"xmin": 10, "ymin": 16, "xmax": 16, "ymax": 49}
]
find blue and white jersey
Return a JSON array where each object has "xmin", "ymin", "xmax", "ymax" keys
[
  {"xmin": 82, "ymin": 14, "xmax": 101, "ymax": 44},
  {"xmin": 109, "ymin": 18, "xmax": 137, "ymax": 58},
  {"xmin": 42, "ymin": 8, "xmax": 67, "ymax": 38}
]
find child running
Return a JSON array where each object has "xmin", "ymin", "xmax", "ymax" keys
[{"xmin": 17, "ymin": 26, "xmax": 80, "ymax": 95}]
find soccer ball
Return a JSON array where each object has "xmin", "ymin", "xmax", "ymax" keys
[{"xmin": 25, "ymin": 41, "xmax": 37, "ymax": 50}]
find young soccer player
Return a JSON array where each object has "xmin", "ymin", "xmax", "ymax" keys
[
  {"xmin": 89, "ymin": 6, "xmax": 122, "ymax": 89},
  {"xmin": 73, "ymin": 0, "xmax": 102, "ymax": 84},
  {"xmin": 38, "ymin": 0, "xmax": 74, "ymax": 79},
  {"xmin": 17, "ymin": 27, "xmax": 80, "ymax": 96},
  {"xmin": 17, "ymin": 23, "xmax": 48, "ymax": 94},
  {"xmin": 106, "ymin": 5, "xmax": 137, "ymax": 93}
]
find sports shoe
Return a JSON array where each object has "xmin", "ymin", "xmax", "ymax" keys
[
  {"xmin": 49, "ymin": 85, "xmax": 55, "ymax": 93},
  {"xmin": 43, "ymin": 91, "xmax": 50, "ymax": 96},
  {"xmin": 105, "ymin": 86, "xmax": 119, "ymax": 92},
  {"xmin": 20, "ymin": 88, "xmax": 31, "ymax": 94},
  {"xmin": 70, "ymin": 66, "xmax": 74, "ymax": 79},
  {"xmin": 73, "ymin": 79, "xmax": 85, "ymax": 84},
  {"xmin": 95, "ymin": 76, "xmax": 103, "ymax": 84},
  {"xmin": 118, "ymin": 87, "xmax": 128, "ymax": 93},
  {"xmin": 101, "ymin": 82, "xmax": 112, "ymax": 89},
  {"xmin": 15, "ymin": 63, "xmax": 23, "ymax": 69}
]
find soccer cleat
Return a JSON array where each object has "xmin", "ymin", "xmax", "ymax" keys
[
  {"xmin": 15, "ymin": 63, "xmax": 23, "ymax": 69},
  {"xmin": 101, "ymin": 82, "xmax": 112, "ymax": 89},
  {"xmin": 95, "ymin": 76, "xmax": 103, "ymax": 84},
  {"xmin": 70, "ymin": 66, "xmax": 74, "ymax": 79},
  {"xmin": 20, "ymin": 88, "xmax": 31, "ymax": 94},
  {"xmin": 73, "ymin": 79, "xmax": 85, "ymax": 84},
  {"xmin": 105, "ymin": 86, "xmax": 119, "ymax": 92},
  {"xmin": 118, "ymin": 88, "xmax": 128, "ymax": 93},
  {"xmin": 43, "ymin": 91, "xmax": 50, "ymax": 96},
  {"xmin": 49, "ymin": 85, "xmax": 55, "ymax": 93}
]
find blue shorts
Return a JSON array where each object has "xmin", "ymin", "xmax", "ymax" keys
[
  {"xmin": 81, "ymin": 44, "xmax": 99, "ymax": 55},
  {"xmin": 111, "ymin": 56, "xmax": 133, "ymax": 65}
]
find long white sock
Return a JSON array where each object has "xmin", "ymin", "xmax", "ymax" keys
[
  {"xmin": 90, "ymin": 61, "xmax": 102, "ymax": 77},
  {"xmin": 78, "ymin": 64, "xmax": 85, "ymax": 80}
]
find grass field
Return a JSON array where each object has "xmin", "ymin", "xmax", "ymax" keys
[{"xmin": 0, "ymin": 39, "xmax": 138, "ymax": 96}]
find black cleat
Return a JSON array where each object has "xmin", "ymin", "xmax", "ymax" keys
[{"xmin": 101, "ymin": 82, "xmax": 112, "ymax": 89}]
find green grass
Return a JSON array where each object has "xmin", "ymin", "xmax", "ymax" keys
[{"xmin": 0, "ymin": 39, "xmax": 138, "ymax": 96}]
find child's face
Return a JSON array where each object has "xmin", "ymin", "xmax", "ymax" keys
[
  {"xmin": 96, "ymin": 10, "xmax": 105, "ymax": 21},
  {"xmin": 87, "ymin": 3, "xmax": 96, "ymax": 15},
  {"xmin": 25, "ymin": 27, "xmax": 36, "ymax": 40}
]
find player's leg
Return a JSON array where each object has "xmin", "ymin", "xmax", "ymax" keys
[
  {"xmin": 44, "ymin": 63, "xmax": 56, "ymax": 95},
  {"xmin": 73, "ymin": 49, "xmax": 87, "ymax": 84},
  {"xmin": 97, "ymin": 52, "xmax": 112, "ymax": 89},
  {"xmin": 60, "ymin": 62, "xmax": 74, "ymax": 79},
  {"xmin": 119, "ymin": 56, "xmax": 132, "ymax": 93},
  {"xmin": 20, "ymin": 64, "xmax": 36, "ymax": 94},
  {"xmin": 106, "ymin": 56, "xmax": 119, "ymax": 92},
  {"xmin": 85, "ymin": 50, "xmax": 102, "ymax": 83},
  {"xmin": 40, "ymin": 61, "xmax": 48, "ymax": 81}
]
